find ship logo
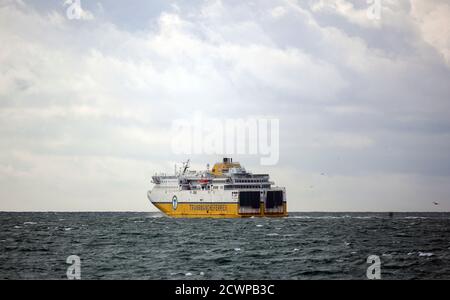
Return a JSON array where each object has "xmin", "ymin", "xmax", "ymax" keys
[{"xmin": 172, "ymin": 195, "xmax": 178, "ymax": 210}]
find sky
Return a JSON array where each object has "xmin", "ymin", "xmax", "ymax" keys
[{"xmin": 1, "ymin": 0, "xmax": 450, "ymax": 211}]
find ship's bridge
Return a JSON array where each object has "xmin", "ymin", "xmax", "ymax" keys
[{"xmin": 211, "ymin": 157, "xmax": 244, "ymax": 176}]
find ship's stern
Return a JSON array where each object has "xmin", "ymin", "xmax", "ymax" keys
[{"xmin": 238, "ymin": 189, "xmax": 287, "ymax": 217}]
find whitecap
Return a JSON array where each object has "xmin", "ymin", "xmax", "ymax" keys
[
  {"xmin": 266, "ymin": 233, "xmax": 279, "ymax": 236},
  {"xmin": 65, "ymin": 228, "xmax": 73, "ymax": 231},
  {"xmin": 185, "ymin": 272, "xmax": 193, "ymax": 276},
  {"xmin": 234, "ymin": 248, "xmax": 241, "ymax": 251},
  {"xmin": 148, "ymin": 213, "xmax": 163, "ymax": 218},
  {"xmin": 14, "ymin": 226, "xmax": 21, "ymax": 229},
  {"xmin": 256, "ymin": 224, "xmax": 263, "ymax": 227},
  {"xmin": 418, "ymin": 252, "xmax": 433, "ymax": 257},
  {"xmin": 23, "ymin": 222, "xmax": 37, "ymax": 225},
  {"xmin": 288, "ymin": 215, "xmax": 378, "ymax": 220},
  {"xmin": 200, "ymin": 272, "xmax": 205, "ymax": 276},
  {"xmin": 293, "ymin": 248, "xmax": 299, "ymax": 251}
]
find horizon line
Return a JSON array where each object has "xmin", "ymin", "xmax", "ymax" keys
[{"xmin": 0, "ymin": 210, "xmax": 448, "ymax": 213}]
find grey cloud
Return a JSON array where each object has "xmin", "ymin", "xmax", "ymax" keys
[{"xmin": 0, "ymin": 0, "xmax": 449, "ymax": 211}]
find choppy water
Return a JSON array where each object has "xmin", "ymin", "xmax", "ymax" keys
[{"xmin": 1, "ymin": 212, "xmax": 450, "ymax": 279}]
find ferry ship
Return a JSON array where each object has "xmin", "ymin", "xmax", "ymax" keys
[{"xmin": 147, "ymin": 158, "xmax": 287, "ymax": 218}]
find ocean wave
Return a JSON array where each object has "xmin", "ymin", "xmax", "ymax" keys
[
  {"xmin": 147, "ymin": 213, "xmax": 164, "ymax": 218},
  {"xmin": 418, "ymin": 252, "xmax": 434, "ymax": 257},
  {"xmin": 287, "ymin": 215, "xmax": 376, "ymax": 220},
  {"xmin": 1, "ymin": 211, "xmax": 449, "ymax": 280}
]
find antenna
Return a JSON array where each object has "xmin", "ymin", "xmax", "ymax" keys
[{"xmin": 182, "ymin": 159, "xmax": 190, "ymax": 175}]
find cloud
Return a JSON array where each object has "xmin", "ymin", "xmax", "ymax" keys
[
  {"xmin": 0, "ymin": 0, "xmax": 449, "ymax": 211},
  {"xmin": 311, "ymin": 0, "xmax": 380, "ymax": 28},
  {"xmin": 410, "ymin": 0, "xmax": 450, "ymax": 66}
]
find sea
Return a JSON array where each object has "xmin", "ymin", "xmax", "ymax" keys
[{"xmin": 0, "ymin": 212, "xmax": 449, "ymax": 280}]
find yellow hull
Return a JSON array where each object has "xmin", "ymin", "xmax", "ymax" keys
[{"xmin": 153, "ymin": 202, "xmax": 288, "ymax": 218}]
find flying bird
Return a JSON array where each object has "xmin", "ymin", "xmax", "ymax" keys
[{"xmin": 433, "ymin": 202, "xmax": 439, "ymax": 205}]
